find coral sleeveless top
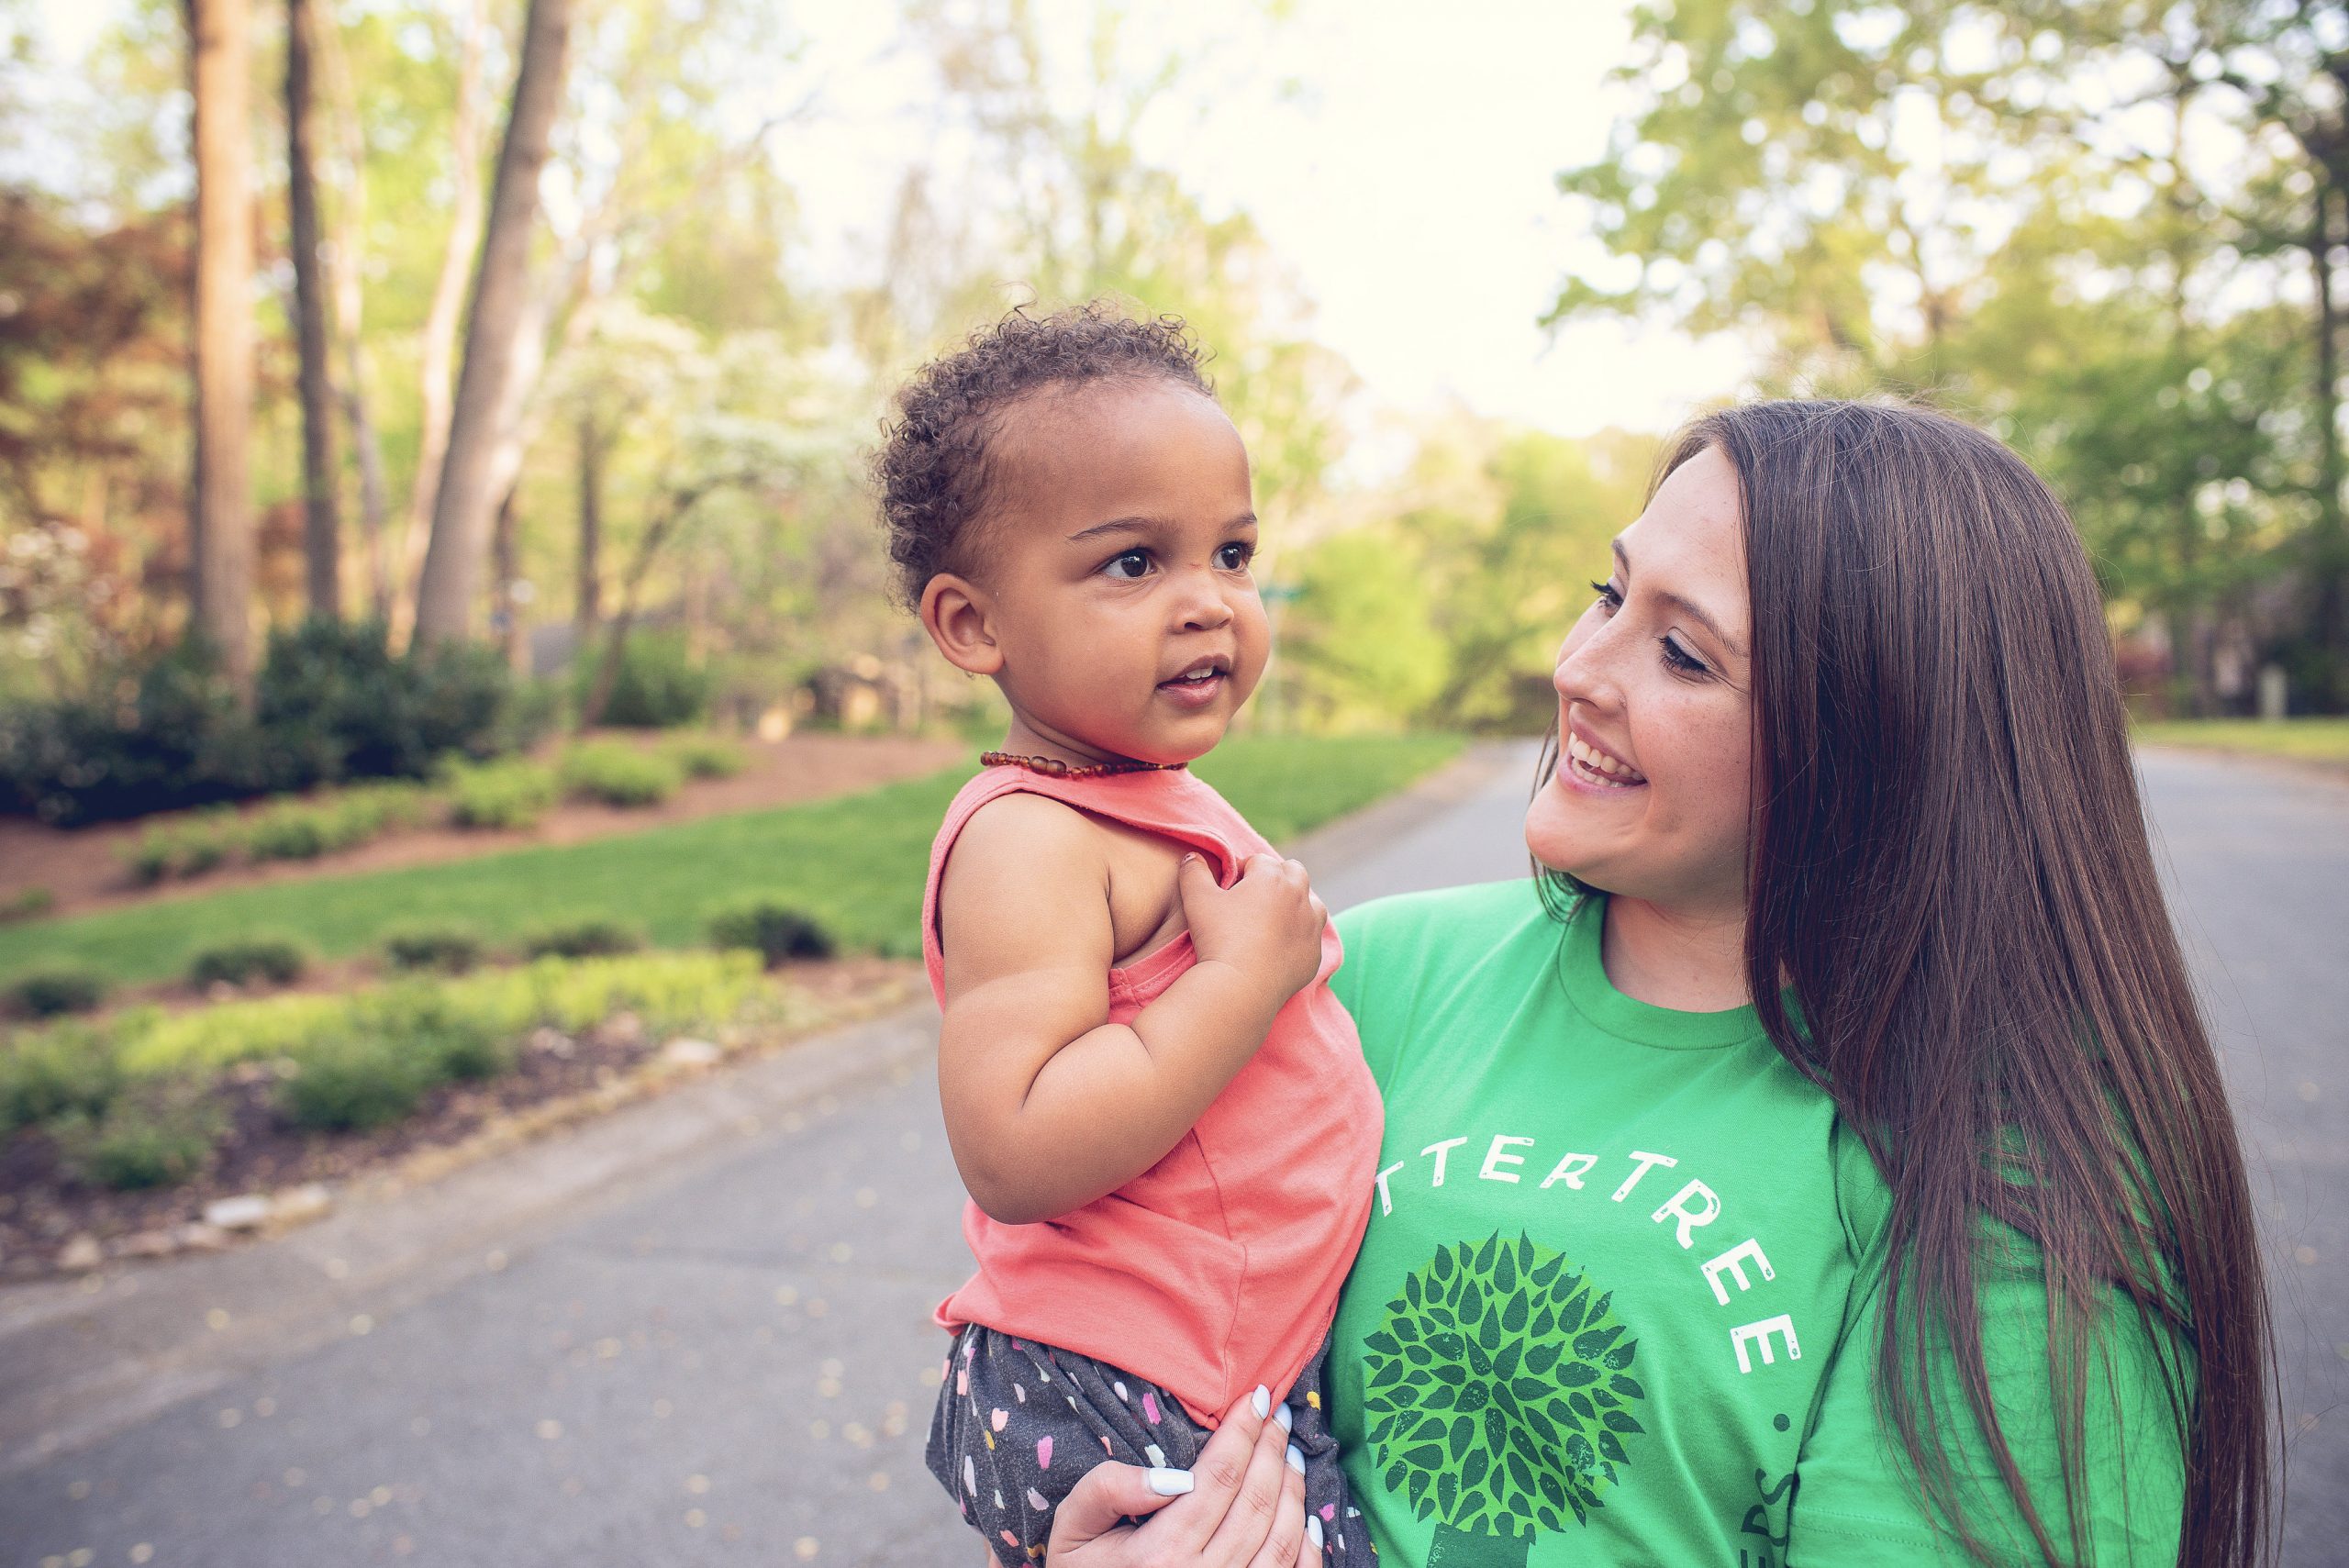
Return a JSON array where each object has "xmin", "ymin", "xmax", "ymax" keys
[{"xmin": 925, "ymin": 763, "xmax": 1384, "ymax": 1424}]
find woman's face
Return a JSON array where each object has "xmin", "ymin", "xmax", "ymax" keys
[{"xmin": 1524, "ymin": 442, "xmax": 1755, "ymax": 920}]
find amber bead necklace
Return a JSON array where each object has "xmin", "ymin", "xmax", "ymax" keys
[{"xmin": 980, "ymin": 751, "xmax": 1186, "ymax": 781}]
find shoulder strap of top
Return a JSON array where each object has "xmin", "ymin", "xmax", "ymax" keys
[{"xmin": 919, "ymin": 766, "xmax": 1272, "ymax": 999}]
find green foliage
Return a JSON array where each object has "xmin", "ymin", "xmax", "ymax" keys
[
  {"xmin": 187, "ymin": 937, "xmax": 307, "ymax": 990},
  {"xmin": 559, "ymin": 740, "xmax": 682, "ymax": 807},
  {"xmin": 583, "ymin": 630, "xmax": 713, "ymax": 728},
  {"xmin": 1362, "ymin": 1232, "xmax": 1642, "ymax": 1543},
  {"xmin": 50, "ymin": 1075, "xmax": 223, "ymax": 1189},
  {"xmin": 0, "ymin": 737, "xmax": 1461, "ymax": 987},
  {"xmin": 706, "ymin": 899, "xmax": 835, "ymax": 966},
  {"xmin": 123, "ymin": 809, "xmax": 242, "ymax": 884},
  {"xmin": 0, "ymin": 631, "xmax": 542, "ymax": 827},
  {"xmin": 351, "ymin": 983, "xmax": 512, "ymax": 1081},
  {"xmin": 524, "ymin": 918, "xmax": 647, "ymax": 960},
  {"xmin": 276, "ymin": 1029, "xmax": 439, "ymax": 1131},
  {"xmin": 0, "ymin": 1022, "xmax": 122, "ymax": 1131},
  {"xmin": 6, "ymin": 965, "xmax": 107, "ymax": 1018},
  {"xmin": 441, "ymin": 757, "xmax": 561, "ymax": 829},
  {"xmin": 663, "ymin": 730, "xmax": 748, "ymax": 779},
  {"xmin": 382, "ymin": 923, "xmax": 489, "ymax": 973},
  {"xmin": 0, "ymin": 887, "xmax": 54, "ymax": 924},
  {"xmin": 2132, "ymin": 717, "xmax": 2349, "ymax": 762}
]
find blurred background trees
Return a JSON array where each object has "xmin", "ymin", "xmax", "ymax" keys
[{"xmin": 2, "ymin": 0, "xmax": 2344, "ymax": 826}]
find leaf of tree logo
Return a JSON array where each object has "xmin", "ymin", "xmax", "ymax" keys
[{"xmin": 1360, "ymin": 1231, "xmax": 1645, "ymax": 1566}]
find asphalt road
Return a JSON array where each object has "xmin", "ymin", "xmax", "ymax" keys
[{"xmin": 2, "ymin": 742, "xmax": 2342, "ymax": 1568}]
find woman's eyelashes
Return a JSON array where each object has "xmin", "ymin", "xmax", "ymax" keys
[{"xmin": 1588, "ymin": 579, "xmax": 1712, "ymax": 678}]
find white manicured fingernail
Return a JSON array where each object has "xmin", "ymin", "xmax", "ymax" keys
[
  {"xmin": 1146, "ymin": 1468, "xmax": 1194, "ymax": 1496},
  {"xmin": 1286, "ymin": 1443, "xmax": 1305, "ymax": 1474},
  {"xmin": 1307, "ymin": 1515, "xmax": 1325, "ymax": 1551},
  {"xmin": 1274, "ymin": 1401, "xmax": 1294, "ymax": 1432},
  {"xmin": 1252, "ymin": 1385, "xmax": 1271, "ymax": 1418}
]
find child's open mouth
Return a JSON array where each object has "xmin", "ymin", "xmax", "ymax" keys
[{"xmin": 1157, "ymin": 658, "xmax": 1230, "ymax": 709}]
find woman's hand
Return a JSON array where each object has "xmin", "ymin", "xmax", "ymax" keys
[{"xmin": 1044, "ymin": 1385, "xmax": 1319, "ymax": 1568}]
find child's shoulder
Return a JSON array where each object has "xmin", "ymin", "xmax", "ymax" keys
[{"xmin": 940, "ymin": 784, "xmax": 1115, "ymax": 893}]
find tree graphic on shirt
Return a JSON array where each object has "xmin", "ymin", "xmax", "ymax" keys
[{"xmin": 1360, "ymin": 1231, "xmax": 1645, "ymax": 1568}]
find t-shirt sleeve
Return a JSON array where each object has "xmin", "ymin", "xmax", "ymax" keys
[
  {"xmin": 1787, "ymin": 1229, "xmax": 2190, "ymax": 1567},
  {"xmin": 1329, "ymin": 897, "xmax": 1406, "ymax": 1086}
]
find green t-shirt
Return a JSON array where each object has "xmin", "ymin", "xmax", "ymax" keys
[{"xmin": 1325, "ymin": 881, "xmax": 2188, "ymax": 1568}]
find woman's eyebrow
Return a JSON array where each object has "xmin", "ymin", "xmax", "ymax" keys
[{"xmin": 1612, "ymin": 537, "xmax": 1748, "ymax": 658}]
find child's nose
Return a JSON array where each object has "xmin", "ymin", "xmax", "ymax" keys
[{"xmin": 1174, "ymin": 572, "xmax": 1235, "ymax": 629}]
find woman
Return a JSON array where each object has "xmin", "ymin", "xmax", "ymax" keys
[{"xmin": 1044, "ymin": 400, "xmax": 2272, "ymax": 1567}]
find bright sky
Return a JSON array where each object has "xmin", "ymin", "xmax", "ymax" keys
[{"xmin": 27, "ymin": 0, "xmax": 1755, "ymax": 439}]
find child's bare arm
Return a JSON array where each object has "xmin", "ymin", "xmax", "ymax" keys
[{"xmin": 935, "ymin": 795, "xmax": 1323, "ymax": 1226}]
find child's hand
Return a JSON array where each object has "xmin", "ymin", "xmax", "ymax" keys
[{"xmin": 1178, "ymin": 852, "xmax": 1327, "ymax": 1006}]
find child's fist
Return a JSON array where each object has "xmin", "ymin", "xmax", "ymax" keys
[{"xmin": 1176, "ymin": 852, "xmax": 1327, "ymax": 1006}]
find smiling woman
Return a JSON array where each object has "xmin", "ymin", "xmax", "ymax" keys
[{"xmin": 1052, "ymin": 398, "xmax": 2272, "ymax": 1568}]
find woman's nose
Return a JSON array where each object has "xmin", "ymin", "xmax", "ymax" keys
[{"xmin": 1553, "ymin": 619, "xmax": 1620, "ymax": 708}]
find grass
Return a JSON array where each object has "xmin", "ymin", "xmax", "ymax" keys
[
  {"xmin": 0, "ymin": 734, "xmax": 1464, "ymax": 989},
  {"xmin": 2132, "ymin": 717, "xmax": 2349, "ymax": 762}
]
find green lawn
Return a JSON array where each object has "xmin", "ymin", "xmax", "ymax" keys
[
  {"xmin": 0, "ymin": 734, "xmax": 1463, "ymax": 988},
  {"xmin": 2132, "ymin": 717, "xmax": 2349, "ymax": 762}
]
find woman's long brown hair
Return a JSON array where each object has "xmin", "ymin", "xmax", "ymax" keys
[{"xmin": 1548, "ymin": 400, "xmax": 2272, "ymax": 1564}]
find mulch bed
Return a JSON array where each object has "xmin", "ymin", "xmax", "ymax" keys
[{"xmin": 0, "ymin": 956, "xmax": 918, "ymax": 1280}]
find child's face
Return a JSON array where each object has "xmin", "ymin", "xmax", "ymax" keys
[{"xmin": 926, "ymin": 379, "xmax": 1269, "ymax": 766}]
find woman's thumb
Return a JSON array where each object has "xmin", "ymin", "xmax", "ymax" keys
[{"xmin": 1051, "ymin": 1462, "xmax": 1193, "ymax": 1551}]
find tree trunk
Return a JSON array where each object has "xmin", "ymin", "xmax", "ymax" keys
[
  {"xmin": 411, "ymin": 0, "xmax": 573, "ymax": 646},
  {"xmin": 1426, "ymin": 1521, "xmax": 1531, "ymax": 1568},
  {"xmin": 189, "ymin": 0, "xmax": 256, "ymax": 690},
  {"xmin": 490, "ymin": 483, "xmax": 528, "ymax": 672},
  {"xmin": 394, "ymin": 0, "xmax": 490, "ymax": 646},
  {"xmin": 312, "ymin": 0, "xmax": 391, "ymax": 623},
  {"xmin": 2313, "ymin": 173, "xmax": 2347, "ymax": 709},
  {"xmin": 287, "ymin": 0, "xmax": 340, "ymax": 619},
  {"xmin": 576, "ymin": 410, "xmax": 602, "ymax": 636}
]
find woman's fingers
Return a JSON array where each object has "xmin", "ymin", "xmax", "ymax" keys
[
  {"xmin": 1045, "ymin": 1461, "xmax": 1193, "ymax": 1559},
  {"xmin": 1241, "ymin": 1428, "xmax": 1310, "ymax": 1568},
  {"xmin": 1201, "ymin": 1396, "xmax": 1298, "ymax": 1565}
]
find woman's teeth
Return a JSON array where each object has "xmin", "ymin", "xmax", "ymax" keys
[{"xmin": 1566, "ymin": 732, "xmax": 1646, "ymax": 786}]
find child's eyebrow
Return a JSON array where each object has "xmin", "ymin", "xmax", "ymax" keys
[{"xmin": 1063, "ymin": 512, "xmax": 1257, "ymax": 545}]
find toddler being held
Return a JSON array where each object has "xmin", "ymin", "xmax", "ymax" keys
[{"xmin": 876, "ymin": 304, "xmax": 1383, "ymax": 1566}]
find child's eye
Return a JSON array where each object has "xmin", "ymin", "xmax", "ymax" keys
[
  {"xmin": 1216, "ymin": 542, "xmax": 1255, "ymax": 571},
  {"xmin": 1590, "ymin": 579, "xmax": 1623, "ymax": 611},
  {"xmin": 1100, "ymin": 550, "xmax": 1152, "ymax": 581}
]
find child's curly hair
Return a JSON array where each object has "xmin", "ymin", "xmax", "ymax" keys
[{"xmin": 873, "ymin": 301, "xmax": 1215, "ymax": 607}]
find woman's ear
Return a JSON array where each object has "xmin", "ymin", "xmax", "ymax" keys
[{"xmin": 920, "ymin": 573, "xmax": 1004, "ymax": 677}]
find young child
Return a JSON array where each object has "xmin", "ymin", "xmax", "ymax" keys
[{"xmin": 875, "ymin": 303, "xmax": 1383, "ymax": 1565}]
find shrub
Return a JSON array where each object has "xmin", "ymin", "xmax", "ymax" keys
[
  {"xmin": 0, "ymin": 887, "xmax": 54, "ymax": 923},
  {"xmin": 188, "ymin": 937, "xmax": 307, "ymax": 990},
  {"xmin": 6, "ymin": 966, "xmax": 108, "ymax": 1018},
  {"xmin": 276, "ymin": 1030, "xmax": 439, "ymax": 1131},
  {"xmin": 441, "ymin": 757, "xmax": 559, "ymax": 829},
  {"xmin": 559, "ymin": 741, "xmax": 680, "ymax": 808},
  {"xmin": 0, "ymin": 646, "xmax": 263, "ymax": 825},
  {"xmin": 243, "ymin": 800, "xmax": 334, "ymax": 862},
  {"xmin": 353, "ymin": 983, "xmax": 512, "ymax": 1082},
  {"xmin": 0, "ymin": 626, "xmax": 540, "ymax": 826},
  {"xmin": 581, "ymin": 629, "xmax": 712, "ymax": 728},
  {"xmin": 50, "ymin": 1075, "xmax": 223, "ymax": 1189},
  {"xmin": 664, "ymin": 731, "xmax": 748, "ymax": 779},
  {"xmin": 707, "ymin": 900, "xmax": 835, "ymax": 966},
  {"xmin": 523, "ymin": 919, "xmax": 645, "ymax": 961},
  {"xmin": 383, "ymin": 924, "xmax": 488, "ymax": 974},
  {"xmin": 0, "ymin": 1022, "xmax": 122, "ymax": 1131},
  {"xmin": 124, "ymin": 809, "xmax": 243, "ymax": 884}
]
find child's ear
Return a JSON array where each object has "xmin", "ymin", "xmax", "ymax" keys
[{"xmin": 919, "ymin": 573, "xmax": 1004, "ymax": 677}]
